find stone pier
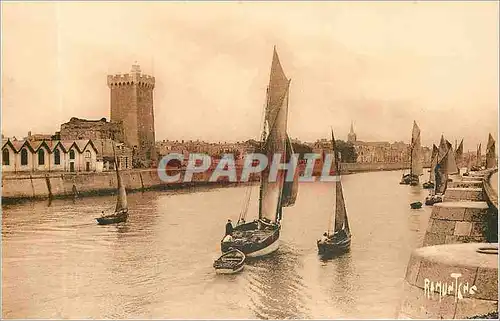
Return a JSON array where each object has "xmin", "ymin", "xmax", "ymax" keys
[
  {"xmin": 397, "ymin": 243, "xmax": 498, "ymax": 319},
  {"xmin": 423, "ymin": 170, "xmax": 497, "ymax": 247},
  {"xmin": 398, "ymin": 169, "xmax": 498, "ymax": 319},
  {"xmin": 423, "ymin": 201, "xmax": 490, "ymax": 246}
]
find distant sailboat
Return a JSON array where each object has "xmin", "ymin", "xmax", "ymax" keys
[
  {"xmin": 317, "ymin": 130, "xmax": 351, "ymax": 256},
  {"xmin": 425, "ymin": 136, "xmax": 455, "ymax": 206},
  {"xmin": 422, "ymin": 144, "xmax": 439, "ymax": 189},
  {"xmin": 400, "ymin": 121, "xmax": 422, "ymax": 186},
  {"xmin": 96, "ymin": 146, "xmax": 128, "ymax": 225},
  {"xmin": 446, "ymin": 139, "xmax": 459, "ymax": 180},
  {"xmin": 455, "ymin": 139, "xmax": 464, "ymax": 172},
  {"xmin": 472, "ymin": 143, "xmax": 482, "ymax": 171},
  {"xmin": 486, "ymin": 133, "xmax": 496, "ymax": 169},
  {"xmin": 220, "ymin": 47, "xmax": 298, "ymax": 258}
]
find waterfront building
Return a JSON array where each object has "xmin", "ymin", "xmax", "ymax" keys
[{"xmin": 1, "ymin": 138, "xmax": 132, "ymax": 173}]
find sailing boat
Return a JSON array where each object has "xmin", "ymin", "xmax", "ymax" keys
[
  {"xmin": 95, "ymin": 146, "xmax": 128, "ymax": 225},
  {"xmin": 317, "ymin": 130, "xmax": 351, "ymax": 256},
  {"xmin": 485, "ymin": 133, "xmax": 496, "ymax": 169},
  {"xmin": 455, "ymin": 139, "xmax": 464, "ymax": 174},
  {"xmin": 220, "ymin": 47, "xmax": 297, "ymax": 258},
  {"xmin": 400, "ymin": 121, "xmax": 422, "ymax": 186},
  {"xmin": 472, "ymin": 143, "xmax": 482, "ymax": 171},
  {"xmin": 425, "ymin": 136, "xmax": 456, "ymax": 205},
  {"xmin": 422, "ymin": 144, "xmax": 439, "ymax": 189}
]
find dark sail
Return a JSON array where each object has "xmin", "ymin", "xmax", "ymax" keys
[
  {"xmin": 330, "ymin": 129, "xmax": 349, "ymax": 234},
  {"xmin": 455, "ymin": 139, "xmax": 464, "ymax": 167},
  {"xmin": 486, "ymin": 133, "xmax": 496, "ymax": 169},
  {"xmin": 429, "ymin": 144, "xmax": 439, "ymax": 183},
  {"xmin": 434, "ymin": 137, "xmax": 457, "ymax": 194},
  {"xmin": 410, "ymin": 121, "xmax": 423, "ymax": 176},
  {"xmin": 445, "ymin": 140, "xmax": 459, "ymax": 174},
  {"xmin": 114, "ymin": 147, "xmax": 127, "ymax": 212},
  {"xmin": 281, "ymin": 134, "xmax": 299, "ymax": 207},
  {"xmin": 476, "ymin": 143, "xmax": 482, "ymax": 168},
  {"xmin": 435, "ymin": 150, "xmax": 449, "ymax": 195}
]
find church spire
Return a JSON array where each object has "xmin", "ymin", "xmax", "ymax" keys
[{"xmin": 348, "ymin": 121, "xmax": 357, "ymax": 143}]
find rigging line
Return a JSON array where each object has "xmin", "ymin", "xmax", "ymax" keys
[{"xmin": 240, "ymin": 85, "xmax": 269, "ymax": 221}]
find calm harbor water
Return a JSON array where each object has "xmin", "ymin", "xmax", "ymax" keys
[{"xmin": 2, "ymin": 170, "xmax": 432, "ymax": 319}]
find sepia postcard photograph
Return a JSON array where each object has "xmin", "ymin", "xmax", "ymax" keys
[{"xmin": 1, "ymin": 0, "xmax": 499, "ymax": 319}]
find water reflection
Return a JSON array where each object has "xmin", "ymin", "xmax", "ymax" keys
[
  {"xmin": 319, "ymin": 252, "xmax": 358, "ymax": 316},
  {"xmin": 245, "ymin": 243, "xmax": 309, "ymax": 319},
  {"xmin": 2, "ymin": 171, "xmax": 433, "ymax": 319}
]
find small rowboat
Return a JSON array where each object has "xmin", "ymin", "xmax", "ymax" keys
[
  {"xmin": 422, "ymin": 181, "xmax": 434, "ymax": 189},
  {"xmin": 410, "ymin": 201, "xmax": 422, "ymax": 209},
  {"xmin": 425, "ymin": 194, "xmax": 443, "ymax": 206},
  {"xmin": 213, "ymin": 248, "xmax": 245, "ymax": 274},
  {"xmin": 96, "ymin": 210, "xmax": 128, "ymax": 225}
]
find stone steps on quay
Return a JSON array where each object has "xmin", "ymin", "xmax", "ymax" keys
[
  {"xmin": 444, "ymin": 188, "xmax": 484, "ymax": 202},
  {"xmin": 448, "ymin": 181, "xmax": 483, "ymax": 189}
]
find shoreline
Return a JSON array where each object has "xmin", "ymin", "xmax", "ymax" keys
[{"xmin": 1, "ymin": 163, "xmax": 424, "ymax": 204}]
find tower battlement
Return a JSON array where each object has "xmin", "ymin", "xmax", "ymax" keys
[{"xmin": 107, "ymin": 73, "xmax": 155, "ymax": 89}]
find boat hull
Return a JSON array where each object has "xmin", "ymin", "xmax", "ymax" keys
[
  {"xmin": 213, "ymin": 248, "xmax": 246, "ymax": 274},
  {"xmin": 215, "ymin": 265, "xmax": 244, "ymax": 274},
  {"xmin": 95, "ymin": 212, "xmax": 128, "ymax": 225},
  {"xmin": 410, "ymin": 201, "xmax": 423, "ymax": 209},
  {"xmin": 221, "ymin": 222, "xmax": 280, "ymax": 258},
  {"xmin": 422, "ymin": 181, "xmax": 435, "ymax": 189},
  {"xmin": 425, "ymin": 194, "xmax": 443, "ymax": 206},
  {"xmin": 400, "ymin": 174, "xmax": 419, "ymax": 185},
  {"xmin": 317, "ymin": 236, "xmax": 351, "ymax": 256}
]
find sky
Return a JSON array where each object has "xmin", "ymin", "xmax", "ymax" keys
[{"xmin": 2, "ymin": 1, "xmax": 498, "ymax": 152}]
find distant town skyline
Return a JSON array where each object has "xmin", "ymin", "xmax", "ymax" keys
[{"xmin": 2, "ymin": 1, "xmax": 498, "ymax": 152}]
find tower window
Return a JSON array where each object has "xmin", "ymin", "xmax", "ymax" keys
[
  {"xmin": 2, "ymin": 149, "xmax": 10, "ymax": 165},
  {"xmin": 38, "ymin": 149, "xmax": 45, "ymax": 165},
  {"xmin": 85, "ymin": 150, "xmax": 91, "ymax": 158},
  {"xmin": 70, "ymin": 150, "xmax": 75, "ymax": 160},
  {"xmin": 21, "ymin": 149, "xmax": 28, "ymax": 165}
]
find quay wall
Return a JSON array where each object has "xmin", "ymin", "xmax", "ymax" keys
[
  {"xmin": 2, "ymin": 162, "xmax": 423, "ymax": 202},
  {"xmin": 1, "ymin": 169, "xmax": 251, "ymax": 203},
  {"xmin": 339, "ymin": 162, "xmax": 426, "ymax": 172}
]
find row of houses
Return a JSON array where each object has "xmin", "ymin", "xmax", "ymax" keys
[{"xmin": 1, "ymin": 138, "xmax": 133, "ymax": 173}]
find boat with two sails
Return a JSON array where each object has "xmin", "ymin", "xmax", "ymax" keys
[{"xmin": 220, "ymin": 47, "xmax": 298, "ymax": 258}]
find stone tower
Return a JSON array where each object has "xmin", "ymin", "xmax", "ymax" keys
[
  {"xmin": 107, "ymin": 64, "xmax": 156, "ymax": 167},
  {"xmin": 347, "ymin": 121, "xmax": 357, "ymax": 143}
]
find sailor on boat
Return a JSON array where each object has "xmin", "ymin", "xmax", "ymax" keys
[
  {"xmin": 319, "ymin": 232, "xmax": 329, "ymax": 244},
  {"xmin": 225, "ymin": 219, "xmax": 233, "ymax": 236}
]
